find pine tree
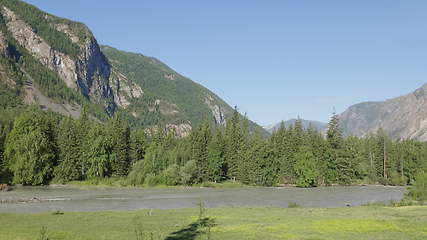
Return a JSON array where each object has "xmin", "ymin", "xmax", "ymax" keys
[
  {"xmin": 54, "ymin": 117, "xmax": 81, "ymax": 182},
  {"xmin": 237, "ymin": 114, "xmax": 251, "ymax": 182},
  {"xmin": 110, "ymin": 113, "xmax": 131, "ymax": 177},
  {"xmin": 270, "ymin": 122, "xmax": 285, "ymax": 171},
  {"xmin": 248, "ymin": 131, "xmax": 276, "ymax": 186},
  {"xmin": 324, "ymin": 112, "xmax": 345, "ymax": 184},
  {"xmin": 371, "ymin": 128, "xmax": 391, "ymax": 182},
  {"xmin": 0, "ymin": 124, "xmax": 7, "ymax": 177},
  {"xmin": 335, "ymin": 149, "xmax": 355, "ymax": 184},
  {"xmin": 130, "ymin": 129, "xmax": 148, "ymax": 165},
  {"xmin": 305, "ymin": 125, "xmax": 328, "ymax": 185},
  {"xmin": 294, "ymin": 146, "xmax": 318, "ymax": 187},
  {"xmin": 273, "ymin": 122, "xmax": 294, "ymax": 184},
  {"xmin": 293, "ymin": 118, "xmax": 304, "ymax": 147},
  {"xmin": 281, "ymin": 119, "xmax": 305, "ymax": 184},
  {"xmin": 206, "ymin": 129, "xmax": 225, "ymax": 182},
  {"xmin": 342, "ymin": 136, "xmax": 363, "ymax": 183},
  {"xmin": 191, "ymin": 121, "xmax": 211, "ymax": 182},
  {"xmin": 86, "ymin": 124, "xmax": 113, "ymax": 178},
  {"xmin": 76, "ymin": 106, "xmax": 90, "ymax": 177},
  {"xmin": 224, "ymin": 107, "xmax": 243, "ymax": 180},
  {"xmin": 326, "ymin": 112, "xmax": 343, "ymax": 149}
]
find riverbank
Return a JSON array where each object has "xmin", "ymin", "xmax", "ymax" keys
[
  {"xmin": 1, "ymin": 176, "xmax": 408, "ymax": 191},
  {"xmin": 56, "ymin": 177, "xmax": 407, "ymax": 190},
  {"xmin": 64, "ymin": 178, "xmax": 246, "ymax": 189},
  {"xmin": 0, "ymin": 206, "xmax": 426, "ymax": 240},
  {"xmin": 0, "ymin": 185, "xmax": 406, "ymax": 213}
]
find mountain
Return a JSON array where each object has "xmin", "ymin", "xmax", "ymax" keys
[
  {"xmin": 263, "ymin": 119, "xmax": 327, "ymax": 133},
  {"xmin": 0, "ymin": 0, "xmax": 266, "ymax": 136},
  {"xmin": 340, "ymin": 83, "xmax": 427, "ymax": 140}
]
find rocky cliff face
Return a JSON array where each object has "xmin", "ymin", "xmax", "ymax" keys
[
  {"xmin": 205, "ymin": 94, "xmax": 227, "ymax": 126},
  {"xmin": 75, "ymin": 37, "xmax": 115, "ymax": 112},
  {"xmin": 110, "ymin": 68, "xmax": 143, "ymax": 108},
  {"xmin": 0, "ymin": 5, "xmax": 142, "ymax": 114},
  {"xmin": 340, "ymin": 83, "xmax": 427, "ymax": 140},
  {"xmin": 2, "ymin": 6, "xmax": 78, "ymax": 89}
]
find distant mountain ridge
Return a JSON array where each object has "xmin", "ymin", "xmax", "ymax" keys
[
  {"xmin": 263, "ymin": 119, "xmax": 327, "ymax": 133},
  {"xmin": 340, "ymin": 83, "xmax": 427, "ymax": 140},
  {"xmin": 0, "ymin": 0, "xmax": 266, "ymax": 136}
]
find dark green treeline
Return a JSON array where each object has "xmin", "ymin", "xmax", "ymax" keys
[{"xmin": 1, "ymin": 107, "xmax": 427, "ymax": 187}]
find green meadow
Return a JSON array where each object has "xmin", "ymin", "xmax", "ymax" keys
[{"xmin": 0, "ymin": 206, "xmax": 426, "ymax": 240}]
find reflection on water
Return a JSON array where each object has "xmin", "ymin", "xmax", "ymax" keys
[{"xmin": 0, "ymin": 185, "xmax": 406, "ymax": 213}]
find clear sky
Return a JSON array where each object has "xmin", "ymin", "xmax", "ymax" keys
[{"xmin": 23, "ymin": 0, "xmax": 427, "ymax": 125}]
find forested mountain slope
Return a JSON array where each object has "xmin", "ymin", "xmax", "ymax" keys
[
  {"xmin": 0, "ymin": 0, "xmax": 265, "ymax": 136},
  {"xmin": 340, "ymin": 83, "xmax": 427, "ymax": 140},
  {"xmin": 101, "ymin": 46, "xmax": 242, "ymax": 134}
]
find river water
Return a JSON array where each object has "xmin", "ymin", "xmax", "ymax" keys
[{"xmin": 0, "ymin": 185, "xmax": 406, "ymax": 213}]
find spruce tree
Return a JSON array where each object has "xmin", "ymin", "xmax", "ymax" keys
[
  {"xmin": 249, "ymin": 131, "xmax": 276, "ymax": 186},
  {"xmin": 269, "ymin": 122, "xmax": 285, "ymax": 184},
  {"xmin": 130, "ymin": 129, "xmax": 148, "ymax": 165},
  {"xmin": 206, "ymin": 129, "xmax": 226, "ymax": 182},
  {"xmin": 191, "ymin": 121, "xmax": 211, "ymax": 182},
  {"xmin": 294, "ymin": 146, "xmax": 318, "ymax": 187},
  {"xmin": 341, "ymin": 136, "xmax": 363, "ymax": 183},
  {"xmin": 76, "ymin": 106, "xmax": 90, "ymax": 177},
  {"xmin": 326, "ymin": 112, "xmax": 343, "ymax": 149},
  {"xmin": 282, "ymin": 120, "xmax": 304, "ymax": 184},
  {"xmin": 324, "ymin": 112, "xmax": 345, "ymax": 184},
  {"xmin": 305, "ymin": 125, "xmax": 328, "ymax": 185},
  {"xmin": 224, "ymin": 107, "xmax": 243, "ymax": 180},
  {"xmin": 274, "ymin": 122, "xmax": 294, "ymax": 184},
  {"xmin": 110, "ymin": 113, "xmax": 131, "ymax": 177},
  {"xmin": 237, "ymin": 114, "xmax": 252, "ymax": 182},
  {"xmin": 86, "ymin": 124, "xmax": 113, "ymax": 178},
  {"xmin": 372, "ymin": 128, "xmax": 391, "ymax": 183},
  {"xmin": 0, "ymin": 124, "xmax": 6, "ymax": 177},
  {"xmin": 54, "ymin": 117, "xmax": 81, "ymax": 182},
  {"xmin": 293, "ymin": 118, "xmax": 304, "ymax": 147}
]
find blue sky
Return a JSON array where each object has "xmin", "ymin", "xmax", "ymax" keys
[{"xmin": 23, "ymin": 0, "xmax": 427, "ymax": 125}]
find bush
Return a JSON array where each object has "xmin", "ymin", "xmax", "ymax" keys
[
  {"xmin": 162, "ymin": 164, "xmax": 180, "ymax": 186},
  {"xmin": 144, "ymin": 173, "xmax": 164, "ymax": 187},
  {"xmin": 288, "ymin": 202, "xmax": 300, "ymax": 208},
  {"xmin": 180, "ymin": 160, "xmax": 197, "ymax": 185},
  {"xmin": 377, "ymin": 177, "xmax": 390, "ymax": 186},
  {"xmin": 409, "ymin": 172, "xmax": 427, "ymax": 201},
  {"xmin": 127, "ymin": 161, "xmax": 146, "ymax": 186},
  {"xmin": 389, "ymin": 172, "xmax": 406, "ymax": 186}
]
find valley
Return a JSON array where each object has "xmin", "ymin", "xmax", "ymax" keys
[{"xmin": 0, "ymin": 1, "xmax": 427, "ymax": 240}]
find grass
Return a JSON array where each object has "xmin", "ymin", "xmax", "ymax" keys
[{"xmin": 0, "ymin": 206, "xmax": 427, "ymax": 240}]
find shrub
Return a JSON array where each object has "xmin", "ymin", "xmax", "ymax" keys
[
  {"xmin": 389, "ymin": 172, "xmax": 406, "ymax": 186},
  {"xmin": 127, "ymin": 160, "xmax": 146, "ymax": 186},
  {"xmin": 144, "ymin": 173, "xmax": 165, "ymax": 187},
  {"xmin": 180, "ymin": 160, "xmax": 197, "ymax": 185},
  {"xmin": 162, "ymin": 164, "xmax": 180, "ymax": 186},
  {"xmin": 288, "ymin": 202, "xmax": 300, "ymax": 208},
  {"xmin": 409, "ymin": 172, "xmax": 427, "ymax": 201}
]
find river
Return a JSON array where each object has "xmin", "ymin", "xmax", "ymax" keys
[{"xmin": 0, "ymin": 185, "xmax": 406, "ymax": 213}]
